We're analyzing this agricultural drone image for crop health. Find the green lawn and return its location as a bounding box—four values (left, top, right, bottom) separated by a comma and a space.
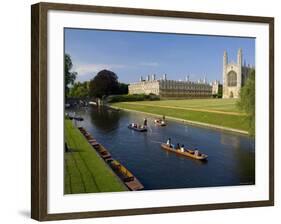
111, 99, 250, 132
64, 119, 127, 194
126, 98, 241, 113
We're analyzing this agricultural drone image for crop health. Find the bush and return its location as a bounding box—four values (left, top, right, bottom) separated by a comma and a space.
212, 94, 218, 98
108, 93, 160, 103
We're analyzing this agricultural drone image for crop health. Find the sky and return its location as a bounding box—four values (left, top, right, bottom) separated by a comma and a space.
64, 28, 255, 84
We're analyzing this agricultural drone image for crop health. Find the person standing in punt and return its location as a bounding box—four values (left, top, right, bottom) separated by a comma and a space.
143, 118, 147, 127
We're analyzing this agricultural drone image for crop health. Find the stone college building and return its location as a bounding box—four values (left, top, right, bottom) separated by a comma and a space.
129, 74, 213, 99
128, 48, 253, 99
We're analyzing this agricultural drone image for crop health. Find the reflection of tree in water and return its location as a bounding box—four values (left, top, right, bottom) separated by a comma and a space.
220, 133, 241, 148
236, 137, 255, 185
89, 106, 121, 133
220, 133, 255, 185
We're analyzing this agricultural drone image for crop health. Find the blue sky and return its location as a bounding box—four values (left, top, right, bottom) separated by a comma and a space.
65, 28, 255, 84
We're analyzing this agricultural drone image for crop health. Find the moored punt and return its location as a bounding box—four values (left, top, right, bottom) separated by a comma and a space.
78, 127, 100, 148
68, 116, 84, 121
128, 124, 147, 132
154, 119, 167, 126
108, 159, 144, 191
95, 144, 112, 159
74, 117, 84, 121
88, 139, 97, 144
90, 142, 101, 150
161, 143, 208, 160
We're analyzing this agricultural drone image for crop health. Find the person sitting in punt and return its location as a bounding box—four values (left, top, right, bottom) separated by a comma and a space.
180, 144, 185, 152
194, 150, 199, 156
176, 143, 180, 150
166, 138, 171, 146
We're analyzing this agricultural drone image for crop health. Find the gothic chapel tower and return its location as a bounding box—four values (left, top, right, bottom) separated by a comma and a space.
222, 48, 243, 98
237, 48, 242, 89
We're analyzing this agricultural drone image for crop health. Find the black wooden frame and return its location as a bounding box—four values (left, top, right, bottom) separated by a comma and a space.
31, 2, 274, 221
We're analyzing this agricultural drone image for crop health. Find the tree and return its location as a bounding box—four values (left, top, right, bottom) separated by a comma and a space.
237, 69, 255, 135
65, 54, 77, 96
117, 83, 129, 95
89, 70, 119, 99
68, 81, 89, 98
217, 85, 223, 98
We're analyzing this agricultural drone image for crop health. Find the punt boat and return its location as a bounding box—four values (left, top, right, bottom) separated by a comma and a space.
95, 144, 112, 159
128, 124, 147, 132
161, 143, 208, 160
69, 116, 84, 121
108, 159, 144, 190
154, 119, 167, 126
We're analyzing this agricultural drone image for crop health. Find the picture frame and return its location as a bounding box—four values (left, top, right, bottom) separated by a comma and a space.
31, 2, 274, 221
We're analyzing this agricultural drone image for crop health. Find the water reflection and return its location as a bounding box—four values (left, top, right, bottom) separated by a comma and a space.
220, 133, 241, 148
89, 107, 121, 133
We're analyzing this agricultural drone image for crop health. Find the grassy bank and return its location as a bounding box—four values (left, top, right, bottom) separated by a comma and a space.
111, 99, 249, 132
64, 119, 127, 194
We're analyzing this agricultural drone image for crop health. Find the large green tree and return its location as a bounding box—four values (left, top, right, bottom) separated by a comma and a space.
89, 69, 119, 99
69, 81, 89, 98
237, 69, 255, 135
65, 54, 77, 96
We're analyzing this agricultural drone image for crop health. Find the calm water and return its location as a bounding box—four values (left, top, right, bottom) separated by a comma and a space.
70, 106, 255, 190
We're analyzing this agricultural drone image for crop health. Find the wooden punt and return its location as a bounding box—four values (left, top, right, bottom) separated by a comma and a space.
91, 142, 101, 150
95, 144, 112, 159
108, 159, 144, 190
78, 128, 107, 155
86, 135, 95, 141
88, 139, 97, 143
80, 130, 87, 135
75, 117, 84, 121
154, 119, 167, 126
161, 143, 208, 160
128, 124, 147, 132
69, 116, 84, 121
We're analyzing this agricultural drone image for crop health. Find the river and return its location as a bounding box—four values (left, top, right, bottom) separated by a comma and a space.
69, 106, 255, 190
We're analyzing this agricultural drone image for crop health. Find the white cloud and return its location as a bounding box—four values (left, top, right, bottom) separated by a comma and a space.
73, 63, 126, 76
139, 62, 159, 67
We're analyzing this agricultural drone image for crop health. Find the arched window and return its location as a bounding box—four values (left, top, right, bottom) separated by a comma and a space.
227, 71, 237, 87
